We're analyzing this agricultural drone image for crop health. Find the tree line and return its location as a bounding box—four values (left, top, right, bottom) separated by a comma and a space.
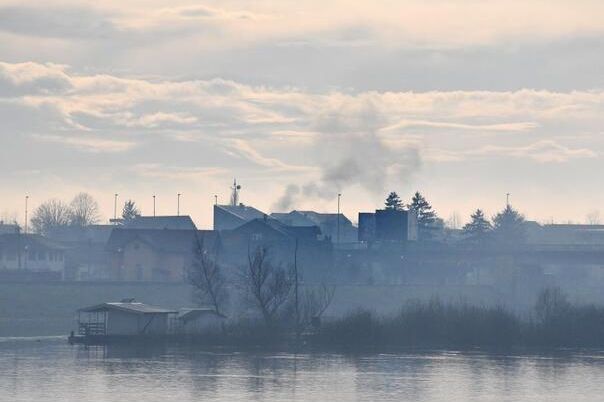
384, 191, 527, 243
29, 195, 141, 235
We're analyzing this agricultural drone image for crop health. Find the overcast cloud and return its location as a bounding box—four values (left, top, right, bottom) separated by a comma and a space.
1, 1, 603, 227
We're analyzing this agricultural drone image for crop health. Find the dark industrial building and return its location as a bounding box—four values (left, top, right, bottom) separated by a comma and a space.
358, 209, 418, 243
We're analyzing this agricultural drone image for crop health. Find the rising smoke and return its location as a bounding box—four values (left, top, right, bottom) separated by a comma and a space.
273, 96, 421, 211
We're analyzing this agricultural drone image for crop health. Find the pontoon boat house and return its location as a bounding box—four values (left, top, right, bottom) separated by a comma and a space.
77, 301, 177, 336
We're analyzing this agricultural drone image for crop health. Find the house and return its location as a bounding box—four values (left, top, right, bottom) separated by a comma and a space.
220, 217, 333, 279
0, 233, 66, 279
526, 223, 604, 246
77, 301, 177, 336
271, 210, 358, 243
105, 229, 220, 281
124, 215, 197, 230
0, 221, 20, 235
46, 225, 114, 280
213, 204, 266, 231
176, 308, 226, 335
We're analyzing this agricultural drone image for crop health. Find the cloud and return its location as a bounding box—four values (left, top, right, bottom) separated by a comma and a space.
0, 62, 72, 96
0, 5, 118, 39
382, 119, 539, 134
469, 141, 597, 163
32, 134, 135, 153
1, 61, 604, 218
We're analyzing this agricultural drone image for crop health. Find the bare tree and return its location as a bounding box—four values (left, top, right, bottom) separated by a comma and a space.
586, 210, 601, 225
240, 246, 294, 326
0, 210, 18, 225
300, 283, 336, 328
30, 199, 71, 235
69, 192, 100, 226
187, 234, 227, 315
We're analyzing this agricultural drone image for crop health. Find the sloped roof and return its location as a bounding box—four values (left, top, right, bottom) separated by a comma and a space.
296, 210, 353, 226
215, 204, 266, 221
105, 229, 220, 254
79, 302, 176, 314
124, 215, 197, 230
0, 233, 66, 251
234, 217, 321, 240
46, 224, 114, 244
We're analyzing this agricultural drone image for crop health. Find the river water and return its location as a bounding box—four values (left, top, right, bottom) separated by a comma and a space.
2, 337, 604, 402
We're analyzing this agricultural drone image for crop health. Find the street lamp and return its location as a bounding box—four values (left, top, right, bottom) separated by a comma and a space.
114, 193, 119, 221
177, 193, 181, 216
24, 195, 29, 234
337, 193, 342, 244
153, 195, 156, 217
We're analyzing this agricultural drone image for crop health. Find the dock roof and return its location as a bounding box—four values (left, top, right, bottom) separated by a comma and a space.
79, 302, 177, 314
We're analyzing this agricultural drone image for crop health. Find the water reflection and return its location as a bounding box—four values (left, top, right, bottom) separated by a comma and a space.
2, 339, 604, 402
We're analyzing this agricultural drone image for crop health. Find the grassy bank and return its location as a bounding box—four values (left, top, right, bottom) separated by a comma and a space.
313, 289, 604, 350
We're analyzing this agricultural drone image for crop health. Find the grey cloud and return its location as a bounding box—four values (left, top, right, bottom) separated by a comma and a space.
0, 5, 118, 39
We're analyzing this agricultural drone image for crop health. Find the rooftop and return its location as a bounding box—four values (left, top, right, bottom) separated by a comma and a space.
105, 229, 220, 254
215, 204, 266, 221
79, 302, 177, 314
124, 215, 197, 230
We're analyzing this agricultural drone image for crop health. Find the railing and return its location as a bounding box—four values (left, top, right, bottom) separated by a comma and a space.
78, 322, 106, 336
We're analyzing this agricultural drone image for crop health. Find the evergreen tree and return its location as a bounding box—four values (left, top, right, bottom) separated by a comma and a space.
408, 191, 440, 240
492, 204, 526, 244
122, 200, 141, 221
462, 209, 492, 241
384, 192, 403, 210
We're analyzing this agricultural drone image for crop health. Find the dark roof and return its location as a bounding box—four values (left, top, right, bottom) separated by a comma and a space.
273, 210, 353, 227
0, 233, 66, 251
544, 224, 604, 230
296, 210, 353, 226
46, 225, 114, 244
79, 302, 176, 314
124, 215, 197, 230
235, 217, 321, 240
215, 204, 266, 221
105, 229, 220, 254
0, 223, 20, 235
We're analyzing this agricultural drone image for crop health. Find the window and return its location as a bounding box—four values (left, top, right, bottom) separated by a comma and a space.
251, 233, 263, 241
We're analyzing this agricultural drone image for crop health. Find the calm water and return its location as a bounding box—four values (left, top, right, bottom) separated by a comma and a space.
2, 338, 604, 402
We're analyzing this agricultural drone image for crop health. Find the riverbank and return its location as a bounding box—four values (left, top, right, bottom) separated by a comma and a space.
0, 281, 504, 336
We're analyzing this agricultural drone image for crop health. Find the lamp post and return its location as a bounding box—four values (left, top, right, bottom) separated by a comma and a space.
24, 195, 29, 234
114, 193, 118, 221
153, 195, 156, 217
177, 193, 181, 216
337, 193, 341, 244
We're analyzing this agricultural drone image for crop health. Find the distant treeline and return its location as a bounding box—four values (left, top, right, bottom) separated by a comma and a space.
197, 287, 604, 350
312, 287, 604, 350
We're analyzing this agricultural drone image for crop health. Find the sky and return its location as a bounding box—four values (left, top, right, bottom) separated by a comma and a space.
1, 0, 604, 229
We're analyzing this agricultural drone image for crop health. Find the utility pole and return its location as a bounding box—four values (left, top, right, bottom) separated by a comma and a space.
337, 193, 341, 244
506, 193, 511, 207
177, 193, 181, 216
153, 195, 156, 217
24, 195, 29, 234
114, 193, 119, 221
294, 238, 299, 341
